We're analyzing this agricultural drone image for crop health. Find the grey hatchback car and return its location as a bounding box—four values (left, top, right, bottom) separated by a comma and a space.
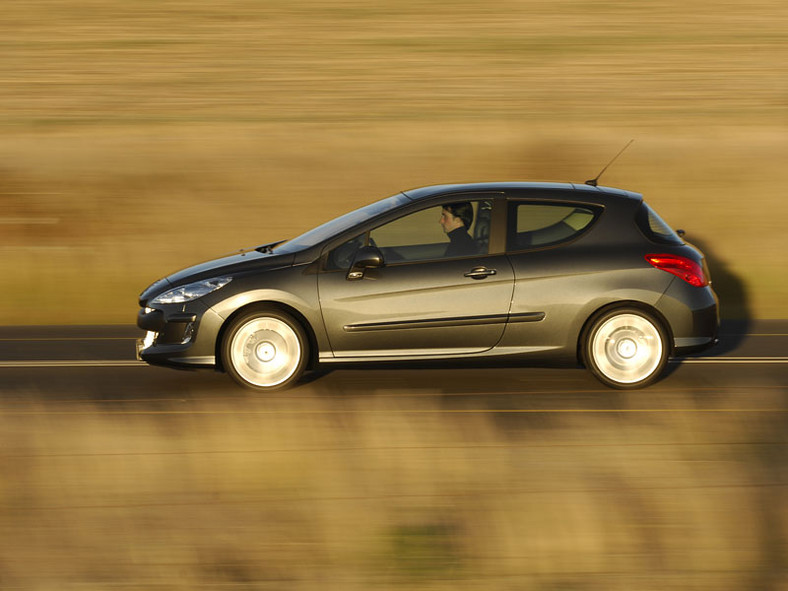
137, 182, 719, 390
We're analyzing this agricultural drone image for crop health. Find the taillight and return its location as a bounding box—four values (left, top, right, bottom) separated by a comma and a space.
645, 254, 708, 287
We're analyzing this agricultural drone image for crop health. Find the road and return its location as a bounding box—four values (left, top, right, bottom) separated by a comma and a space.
0, 320, 785, 406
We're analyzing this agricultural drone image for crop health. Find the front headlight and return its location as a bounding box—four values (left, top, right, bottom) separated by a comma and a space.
150, 277, 232, 305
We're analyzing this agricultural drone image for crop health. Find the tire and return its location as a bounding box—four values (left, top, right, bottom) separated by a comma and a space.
583, 308, 669, 389
221, 308, 309, 392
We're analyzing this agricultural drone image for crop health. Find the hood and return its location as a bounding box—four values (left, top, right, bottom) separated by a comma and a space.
139, 250, 296, 304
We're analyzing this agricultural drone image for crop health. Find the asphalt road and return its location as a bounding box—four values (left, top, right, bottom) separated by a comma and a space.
0, 320, 785, 406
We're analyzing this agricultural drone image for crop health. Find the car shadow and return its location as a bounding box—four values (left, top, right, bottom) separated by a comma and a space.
684, 236, 752, 356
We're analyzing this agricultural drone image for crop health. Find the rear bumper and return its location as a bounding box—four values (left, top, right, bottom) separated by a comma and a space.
656, 279, 720, 356
673, 333, 719, 355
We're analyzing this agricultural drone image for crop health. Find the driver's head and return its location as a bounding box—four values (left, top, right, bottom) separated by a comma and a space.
439, 202, 473, 233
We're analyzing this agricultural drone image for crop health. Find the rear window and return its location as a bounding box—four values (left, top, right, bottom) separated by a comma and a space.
507, 202, 601, 251
635, 202, 683, 245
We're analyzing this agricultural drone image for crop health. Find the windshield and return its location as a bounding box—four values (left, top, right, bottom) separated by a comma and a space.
273, 192, 411, 254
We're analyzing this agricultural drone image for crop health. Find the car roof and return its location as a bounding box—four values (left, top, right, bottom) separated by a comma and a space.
402, 182, 642, 202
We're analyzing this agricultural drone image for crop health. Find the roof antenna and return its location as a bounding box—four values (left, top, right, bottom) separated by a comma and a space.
585, 139, 634, 187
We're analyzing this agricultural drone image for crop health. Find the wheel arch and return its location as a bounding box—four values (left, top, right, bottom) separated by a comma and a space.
575, 300, 675, 367
214, 301, 320, 373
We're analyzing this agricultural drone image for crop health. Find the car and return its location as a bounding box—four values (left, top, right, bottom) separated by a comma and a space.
136, 181, 719, 391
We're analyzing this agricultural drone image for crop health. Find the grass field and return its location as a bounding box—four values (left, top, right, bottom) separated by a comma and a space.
1, 0, 786, 323
2, 390, 785, 590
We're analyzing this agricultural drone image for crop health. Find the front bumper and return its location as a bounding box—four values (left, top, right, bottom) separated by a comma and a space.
136, 302, 224, 369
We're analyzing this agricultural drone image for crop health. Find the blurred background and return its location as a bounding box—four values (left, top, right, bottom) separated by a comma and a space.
2, 386, 785, 591
1, 1, 787, 590
1, 0, 786, 323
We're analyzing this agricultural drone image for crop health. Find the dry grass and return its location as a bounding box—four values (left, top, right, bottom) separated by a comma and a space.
1, 0, 787, 323
0, 388, 785, 590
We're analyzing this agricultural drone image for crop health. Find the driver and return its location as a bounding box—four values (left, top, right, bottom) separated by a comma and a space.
439, 202, 476, 257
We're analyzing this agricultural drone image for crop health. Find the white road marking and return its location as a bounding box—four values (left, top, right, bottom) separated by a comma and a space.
0, 337, 134, 341
0, 360, 145, 368
0, 358, 786, 368
671, 357, 788, 364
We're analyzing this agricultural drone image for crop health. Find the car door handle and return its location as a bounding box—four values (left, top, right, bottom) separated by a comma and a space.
464, 266, 497, 280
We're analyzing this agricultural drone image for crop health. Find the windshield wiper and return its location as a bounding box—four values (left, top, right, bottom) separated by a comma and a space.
254, 239, 287, 254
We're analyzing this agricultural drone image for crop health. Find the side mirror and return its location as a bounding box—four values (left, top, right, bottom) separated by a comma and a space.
347, 246, 384, 280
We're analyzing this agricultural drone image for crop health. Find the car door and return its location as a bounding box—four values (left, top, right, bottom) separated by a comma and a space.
317, 198, 515, 358
499, 198, 608, 350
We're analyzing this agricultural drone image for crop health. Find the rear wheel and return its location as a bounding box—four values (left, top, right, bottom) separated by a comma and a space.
221, 308, 308, 392
583, 308, 669, 389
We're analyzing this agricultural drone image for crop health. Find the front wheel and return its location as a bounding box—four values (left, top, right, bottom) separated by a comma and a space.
221, 308, 309, 392
583, 308, 669, 389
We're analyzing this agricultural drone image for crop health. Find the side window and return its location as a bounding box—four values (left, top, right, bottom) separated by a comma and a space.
369, 200, 491, 264
508, 202, 600, 251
